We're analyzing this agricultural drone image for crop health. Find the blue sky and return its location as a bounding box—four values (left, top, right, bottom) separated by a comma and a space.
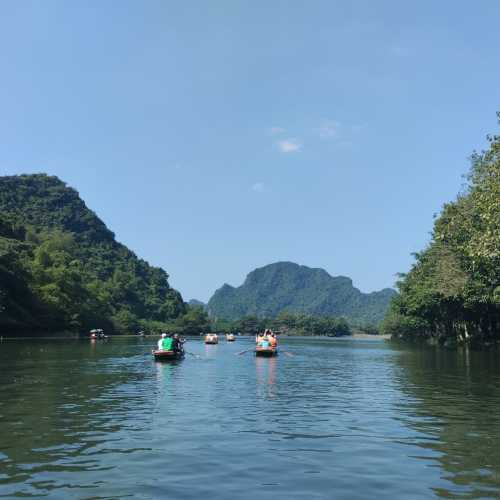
1, 1, 499, 301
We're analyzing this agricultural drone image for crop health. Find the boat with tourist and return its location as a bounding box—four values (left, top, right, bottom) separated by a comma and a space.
254, 328, 278, 356
205, 333, 218, 344
90, 329, 107, 340
226, 333, 235, 342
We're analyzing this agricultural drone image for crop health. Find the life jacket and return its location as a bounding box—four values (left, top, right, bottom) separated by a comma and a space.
256, 335, 265, 344
269, 336, 277, 347
162, 337, 174, 350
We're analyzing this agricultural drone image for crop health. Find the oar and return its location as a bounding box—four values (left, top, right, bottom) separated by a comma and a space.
236, 348, 254, 356
186, 351, 201, 359
281, 350, 295, 357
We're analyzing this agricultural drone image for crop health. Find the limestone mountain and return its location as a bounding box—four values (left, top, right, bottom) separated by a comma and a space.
207, 262, 396, 325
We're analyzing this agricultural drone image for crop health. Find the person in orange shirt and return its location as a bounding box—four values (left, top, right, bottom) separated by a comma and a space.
269, 333, 278, 348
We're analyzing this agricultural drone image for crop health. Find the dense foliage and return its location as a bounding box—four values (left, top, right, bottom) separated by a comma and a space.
207, 262, 395, 325
0, 174, 211, 335
212, 311, 351, 337
382, 117, 500, 345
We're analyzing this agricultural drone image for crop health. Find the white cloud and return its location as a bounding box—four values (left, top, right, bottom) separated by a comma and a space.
268, 126, 285, 135
277, 139, 302, 153
317, 120, 341, 139
251, 182, 265, 193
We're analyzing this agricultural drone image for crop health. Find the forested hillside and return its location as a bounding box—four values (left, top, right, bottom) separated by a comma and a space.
0, 174, 192, 334
382, 117, 500, 344
207, 261, 395, 325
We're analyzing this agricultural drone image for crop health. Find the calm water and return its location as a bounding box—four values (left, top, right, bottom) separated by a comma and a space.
1, 337, 500, 499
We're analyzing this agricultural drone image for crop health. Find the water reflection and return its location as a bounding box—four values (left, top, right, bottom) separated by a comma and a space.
394, 344, 500, 497
0, 340, 155, 497
255, 356, 277, 398
204, 343, 219, 358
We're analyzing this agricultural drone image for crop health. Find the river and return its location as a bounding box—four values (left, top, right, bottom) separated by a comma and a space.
1, 336, 500, 499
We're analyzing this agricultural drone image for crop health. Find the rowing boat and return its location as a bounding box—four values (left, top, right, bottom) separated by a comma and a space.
152, 349, 184, 361
205, 334, 218, 344
226, 334, 235, 342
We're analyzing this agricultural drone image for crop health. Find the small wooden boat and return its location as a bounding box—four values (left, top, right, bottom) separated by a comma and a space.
205, 334, 218, 344
90, 328, 105, 339
255, 346, 278, 357
226, 334, 235, 342
152, 349, 184, 361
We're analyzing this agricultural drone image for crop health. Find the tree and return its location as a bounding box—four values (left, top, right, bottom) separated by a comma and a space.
382, 116, 500, 344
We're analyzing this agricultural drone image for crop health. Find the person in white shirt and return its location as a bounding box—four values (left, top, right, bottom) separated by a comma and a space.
157, 333, 167, 350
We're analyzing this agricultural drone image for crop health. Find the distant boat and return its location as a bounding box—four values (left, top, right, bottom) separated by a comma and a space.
205, 334, 218, 344
255, 346, 278, 357
152, 349, 184, 361
226, 333, 236, 342
90, 329, 106, 339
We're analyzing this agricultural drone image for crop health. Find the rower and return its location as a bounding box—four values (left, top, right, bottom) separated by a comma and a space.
269, 333, 278, 348
172, 333, 185, 354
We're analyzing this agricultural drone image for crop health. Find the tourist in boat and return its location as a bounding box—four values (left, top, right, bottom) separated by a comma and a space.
256, 331, 266, 345
261, 338, 270, 348
269, 333, 278, 348
259, 330, 271, 348
157, 333, 174, 351
172, 333, 185, 354
163, 334, 174, 351
157, 333, 167, 350
257, 329, 273, 345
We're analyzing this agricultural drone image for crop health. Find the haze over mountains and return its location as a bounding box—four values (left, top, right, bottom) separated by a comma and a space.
205, 262, 396, 325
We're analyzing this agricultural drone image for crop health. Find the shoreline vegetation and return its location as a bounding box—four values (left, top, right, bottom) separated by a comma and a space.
0, 332, 389, 340
381, 116, 499, 347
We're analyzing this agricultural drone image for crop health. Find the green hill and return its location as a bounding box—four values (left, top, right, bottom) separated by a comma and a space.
207, 262, 396, 325
0, 174, 186, 334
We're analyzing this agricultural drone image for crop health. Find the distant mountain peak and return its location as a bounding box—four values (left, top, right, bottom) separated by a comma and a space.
208, 261, 395, 325
188, 299, 206, 309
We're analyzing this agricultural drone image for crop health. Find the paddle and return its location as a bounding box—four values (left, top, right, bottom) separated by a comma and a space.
236, 348, 253, 356
281, 350, 295, 357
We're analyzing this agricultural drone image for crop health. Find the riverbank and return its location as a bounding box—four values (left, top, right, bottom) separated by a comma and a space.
350, 333, 390, 340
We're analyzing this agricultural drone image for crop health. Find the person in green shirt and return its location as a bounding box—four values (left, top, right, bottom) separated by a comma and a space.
162, 334, 174, 350
157, 333, 174, 351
